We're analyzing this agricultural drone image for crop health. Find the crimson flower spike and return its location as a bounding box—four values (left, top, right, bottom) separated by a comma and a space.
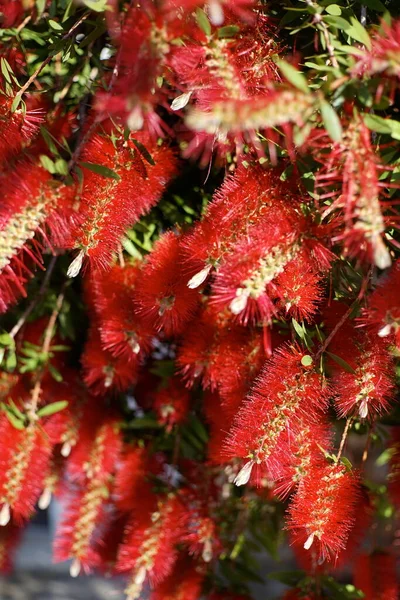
86, 262, 154, 363
135, 231, 200, 337
224, 344, 331, 486
54, 412, 122, 577
352, 19, 400, 82
354, 552, 399, 600
329, 329, 395, 421
314, 115, 394, 269
153, 377, 191, 432
66, 127, 177, 275
0, 161, 74, 313
287, 462, 360, 564
360, 258, 400, 348
169, 12, 280, 163
164, 0, 256, 25
149, 555, 204, 600
117, 494, 189, 600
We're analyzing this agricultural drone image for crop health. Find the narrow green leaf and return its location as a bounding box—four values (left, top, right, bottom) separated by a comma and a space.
277, 59, 310, 94
196, 8, 211, 36
292, 318, 305, 340
2, 405, 25, 430
80, 0, 109, 12
131, 138, 156, 166
346, 17, 372, 50
40, 154, 56, 174
11, 95, 22, 113
37, 401, 68, 418
48, 19, 64, 31
320, 100, 342, 142
326, 352, 356, 374
0, 332, 13, 347
1, 59, 12, 84
363, 113, 400, 140
5, 351, 16, 371
218, 25, 240, 38
80, 161, 121, 180
341, 456, 353, 471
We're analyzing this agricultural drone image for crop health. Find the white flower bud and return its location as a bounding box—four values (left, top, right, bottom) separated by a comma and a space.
67, 250, 84, 278
230, 291, 249, 315
303, 532, 315, 550
233, 460, 254, 486
38, 488, 52, 510
187, 264, 212, 289
171, 91, 193, 111
0, 503, 10, 526
70, 558, 81, 578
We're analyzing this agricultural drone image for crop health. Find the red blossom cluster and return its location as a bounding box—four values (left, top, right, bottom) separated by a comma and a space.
0, 2, 400, 599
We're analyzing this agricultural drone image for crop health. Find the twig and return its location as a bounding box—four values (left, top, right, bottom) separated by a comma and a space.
305, 0, 339, 69
25, 284, 66, 418
9, 256, 57, 340
361, 424, 374, 466
16, 14, 32, 34
15, 12, 89, 99
337, 417, 353, 461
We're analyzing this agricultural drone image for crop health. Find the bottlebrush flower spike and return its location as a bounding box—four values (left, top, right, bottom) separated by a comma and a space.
354, 552, 399, 600
150, 556, 204, 600
153, 377, 190, 432
0, 415, 54, 524
360, 258, 400, 347
0, 522, 23, 573
287, 462, 360, 564
87, 262, 153, 362
135, 231, 200, 337
271, 419, 332, 499
114, 446, 163, 513
184, 89, 314, 163
170, 14, 280, 162
0, 91, 44, 165
0, 161, 74, 313
224, 344, 330, 485
315, 116, 393, 269
185, 514, 222, 563
352, 20, 400, 81
117, 494, 189, 599
329, 330, 394, 420
54, 415, 121, 576
82, 327, 139, 395
67, 127, 177, 272
165, 0, 255, 24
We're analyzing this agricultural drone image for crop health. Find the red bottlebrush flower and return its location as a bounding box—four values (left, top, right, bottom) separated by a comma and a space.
153, 377, 190, 432
0, 417, 53, 524
0, 522, 23, 574
314, 116, 393, 269
388, 428, 400, 507
271, 418, 333, 499
352, 20, 400, 80
67, 128, 177, 273
117, 494, 189, 599
150, 555, 204, 600
0, 161, 74, 313
184, 89, 314, 164
185, 514, 222, 563
354, 552, 399, 600
81, 326, 138, 395
87, 262, 153, 362
114, 446, 159, 513
54, 416, 121, 576
165, 0, 255, 25
135, 231, 200, 336
287, 462, 360, 564
0, 1, 24, 28
0, 92, 44, 165
360, 258, 400, 347
224, 344, 330, 485
330, 330, 394, 420
169, 14, 279, 163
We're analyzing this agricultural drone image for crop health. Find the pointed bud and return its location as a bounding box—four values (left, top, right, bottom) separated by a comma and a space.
303, 532, 315, 550
373, 239, 392, 271
61, 441, 72, 457
187, 264, 212, 289
70, 558, 81, 578
230, 291, 249, 315
134, 566, 147, 586
359, 398, 369, 419
378, 324, 392, 338
127, 108, 144, 132
208, 0, 224, 25
171, 91, 193, 111
234, 460, 254, 486
0, 504, 10, 527
38, 488, 52, 510
67, 250, 84, 278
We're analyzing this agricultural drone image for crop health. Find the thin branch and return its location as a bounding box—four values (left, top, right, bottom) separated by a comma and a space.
337, 417, 353, 461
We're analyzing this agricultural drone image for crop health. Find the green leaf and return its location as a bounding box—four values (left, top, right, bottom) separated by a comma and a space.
1, 58, 12, 84
11, 95, 23, 113
37, 401, 68, 418
0, 332, 13, 347
36, 0, 47, 18
48, 19, 64, 31
48, 363, 63, 382
363, 113, 400, 140
80, 161, 121, 180
323, 15, 351, 30
5, 351, 16, 371
80, 0, 109, 12
218, 25, 240, 38
54, 158, 69, 175
292, 318, 305, 340
277, 59, 310, 94
196, 8, 211, 36
346, 17, 372, 50
325, 4, 342, 16
131, 138, 156, 166
326, 352, 356, 374
2, 404, 25, 430
320, 100, 342, 142
40, 154, 56, 174
341, 456, 353, 471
